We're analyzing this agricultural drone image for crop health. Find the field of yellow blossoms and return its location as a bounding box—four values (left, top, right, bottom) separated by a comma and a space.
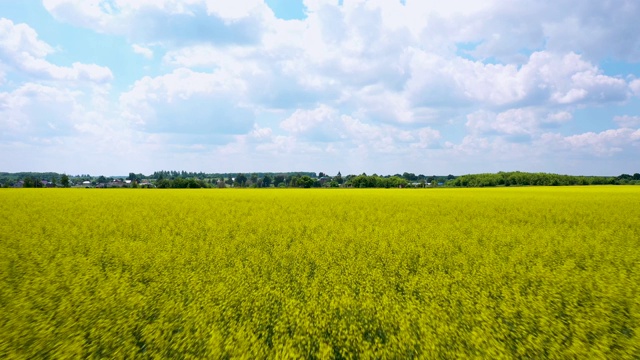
1, 187, 639, 358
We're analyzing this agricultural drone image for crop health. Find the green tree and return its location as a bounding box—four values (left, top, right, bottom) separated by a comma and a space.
335, 172, 343, 185
288, 175, 298, 188
60, 174, 69, 187
156, 179, 171, 188
402, 172, 418, 181
273, 175, 285, 187
23, 177, 35, 188
262, 175, 272, 188
235, 173, 247, 187
298, 176, 314, 188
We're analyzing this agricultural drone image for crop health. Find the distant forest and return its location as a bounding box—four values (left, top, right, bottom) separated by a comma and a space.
1, 170, 639, 188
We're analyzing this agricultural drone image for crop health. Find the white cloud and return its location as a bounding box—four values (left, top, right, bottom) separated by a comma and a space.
0, 83, 77, 137
278, 105, 440, 152
404, 51, 630, 110
141, 6, 634, 139
132, 44, 153, 59
614, 115, 640, 129
38, 1, 635, 113
466, 109, 535, 137
3, 0, 636, 175
467, 106, 640, 161
0, 18, 113, 83
350, 84, 427, 125
450, 1, 640, 63
548, 55, 628, 104
466, 108, 576, 141
42, 0, 118, 32
0, 18, 53, 57
203, 0, 265, 20
540, 1, 640, 62
562, 128, 640, 156
248, 124, 272, 139
546, 111, 573, 124
43, 0, 271, 45
120, 68, 253, 136
630, 79, 640, 97
163, 45, 259, 73
445, 125, 640, 172
0, 82, 123, 147
280, 105, 337, 134
410, 128, 442, 149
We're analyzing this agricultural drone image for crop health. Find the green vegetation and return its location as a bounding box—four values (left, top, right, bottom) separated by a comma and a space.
447, 171, 640, 187
345, 174, 409, 188
3, 170, 639, 189
1, 187, 639, 358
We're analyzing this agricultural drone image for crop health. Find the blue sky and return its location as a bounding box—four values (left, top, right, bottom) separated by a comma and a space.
1, 0, 639, 176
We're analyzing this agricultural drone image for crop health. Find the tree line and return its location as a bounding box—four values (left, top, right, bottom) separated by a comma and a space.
2, 171, 639, 188
149, 172, 455, 189
447, 171, 640, 187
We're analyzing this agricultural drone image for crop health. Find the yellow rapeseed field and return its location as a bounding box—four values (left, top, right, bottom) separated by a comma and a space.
1, 187, 639, 358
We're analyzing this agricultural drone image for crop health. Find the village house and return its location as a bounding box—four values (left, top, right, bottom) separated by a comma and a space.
109, 179, 125, 188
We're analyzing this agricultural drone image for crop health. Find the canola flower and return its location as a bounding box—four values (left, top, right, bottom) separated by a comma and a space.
0, 187, 639, 358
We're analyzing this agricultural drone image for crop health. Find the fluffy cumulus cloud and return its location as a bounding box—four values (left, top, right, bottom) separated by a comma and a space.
405, 51, 630, 110
1, 0, 640, 174
120, 68, 254, 138
279, 105, 440, 150
559, 128, 640, 156
0, 18, 112, 83
0, 17, 116, 148
0, 84, 79, 139
467, 109, 563, 141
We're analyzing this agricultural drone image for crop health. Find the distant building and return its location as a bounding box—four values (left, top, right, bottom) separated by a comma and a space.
109, 179, 125, 188
139, 181, 154, 188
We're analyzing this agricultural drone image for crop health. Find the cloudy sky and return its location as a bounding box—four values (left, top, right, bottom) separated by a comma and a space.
1, 0, 639, 176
